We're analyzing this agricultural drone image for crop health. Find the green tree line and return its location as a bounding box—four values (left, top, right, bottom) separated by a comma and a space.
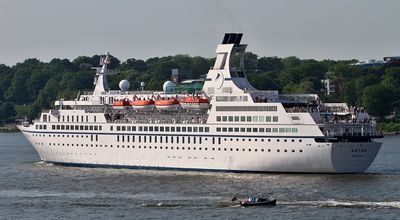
0, 53, 399, 122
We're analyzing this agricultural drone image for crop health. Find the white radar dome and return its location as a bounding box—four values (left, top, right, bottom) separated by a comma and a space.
119, 80, 130, 91
163, 81, 176, 93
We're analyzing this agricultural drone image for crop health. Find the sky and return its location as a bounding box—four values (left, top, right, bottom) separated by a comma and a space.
0, 0, 399, 66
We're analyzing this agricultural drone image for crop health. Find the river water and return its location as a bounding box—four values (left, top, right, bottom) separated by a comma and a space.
0, 133, 399, 219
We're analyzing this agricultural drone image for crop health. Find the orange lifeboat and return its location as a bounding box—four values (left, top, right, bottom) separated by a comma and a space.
180, 96, 210, 110
155, 98, 180, 111
112, 99, 131, 109
130, 99, 155, 111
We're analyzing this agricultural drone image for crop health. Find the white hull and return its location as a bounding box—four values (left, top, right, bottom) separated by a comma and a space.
19, 126, 381, 173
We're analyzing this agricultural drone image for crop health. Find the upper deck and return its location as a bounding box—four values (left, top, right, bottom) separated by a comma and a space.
44, 33, 381, 141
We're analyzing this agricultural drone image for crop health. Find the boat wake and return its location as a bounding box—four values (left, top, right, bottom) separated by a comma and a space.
281, 199, 400, 209
140, 202, 181, 208
34, 161, 55, 167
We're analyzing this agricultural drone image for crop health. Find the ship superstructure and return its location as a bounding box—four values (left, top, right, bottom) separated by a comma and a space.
18, 33, 383, 173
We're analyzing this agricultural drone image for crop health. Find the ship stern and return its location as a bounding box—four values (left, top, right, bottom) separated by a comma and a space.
330, 141, 382, 173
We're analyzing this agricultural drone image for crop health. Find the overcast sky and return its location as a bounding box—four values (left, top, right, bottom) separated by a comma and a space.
1, 0, 399, 66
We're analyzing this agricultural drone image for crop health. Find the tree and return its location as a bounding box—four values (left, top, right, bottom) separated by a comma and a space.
249, 71, 281, 91
0, 65, 14, 101
283, 56, 301, 69
362, 84, 394, 118
382, 67, 400, 92
121, 58, 148, 72
242, 52, 258, 77
192, 56, 211, 78
257, 56, 283, 72
0, 101, 16, 121
4, 70, 30, 104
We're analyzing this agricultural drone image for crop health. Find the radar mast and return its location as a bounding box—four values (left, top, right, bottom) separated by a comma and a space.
92, 52, 117, 95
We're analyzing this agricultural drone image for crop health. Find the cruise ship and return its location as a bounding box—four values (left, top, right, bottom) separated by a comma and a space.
18, 33, 383, 173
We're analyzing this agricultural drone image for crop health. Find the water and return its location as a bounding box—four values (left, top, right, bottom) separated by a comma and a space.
0, 133, 399, 219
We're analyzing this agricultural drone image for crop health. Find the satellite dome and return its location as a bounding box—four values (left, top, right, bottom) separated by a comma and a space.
119, 80, 130, 91
163, 81, 176, 93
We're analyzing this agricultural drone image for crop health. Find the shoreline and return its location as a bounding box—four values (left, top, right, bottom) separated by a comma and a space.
0, 124, 19, 133
382, 132, 400, 136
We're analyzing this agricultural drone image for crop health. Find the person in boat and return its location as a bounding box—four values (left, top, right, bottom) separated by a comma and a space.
232, 197, 258, 203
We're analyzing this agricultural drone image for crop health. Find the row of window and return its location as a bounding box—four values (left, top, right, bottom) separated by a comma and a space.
113, 125, 210, 133
38, 124, 210, 133
216, 115, 279, 122
50, 124, 103, 131
216, 106, 278, 112
117, 135, 203, 145
217, 127, 298, 133
43, 114, 97, 123
37, 142, 304, 153
36, 125, 47, 130
216, 95, 248, 102
32, 133, 303, 144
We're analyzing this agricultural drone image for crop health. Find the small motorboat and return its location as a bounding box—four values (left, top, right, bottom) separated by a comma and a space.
237, 197, 276, 207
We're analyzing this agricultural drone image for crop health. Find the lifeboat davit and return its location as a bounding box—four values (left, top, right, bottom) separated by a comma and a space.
180, 96, 210, 110
130, 99, 155, 111
155, 98, 180, 111
112, 99, 131, 109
